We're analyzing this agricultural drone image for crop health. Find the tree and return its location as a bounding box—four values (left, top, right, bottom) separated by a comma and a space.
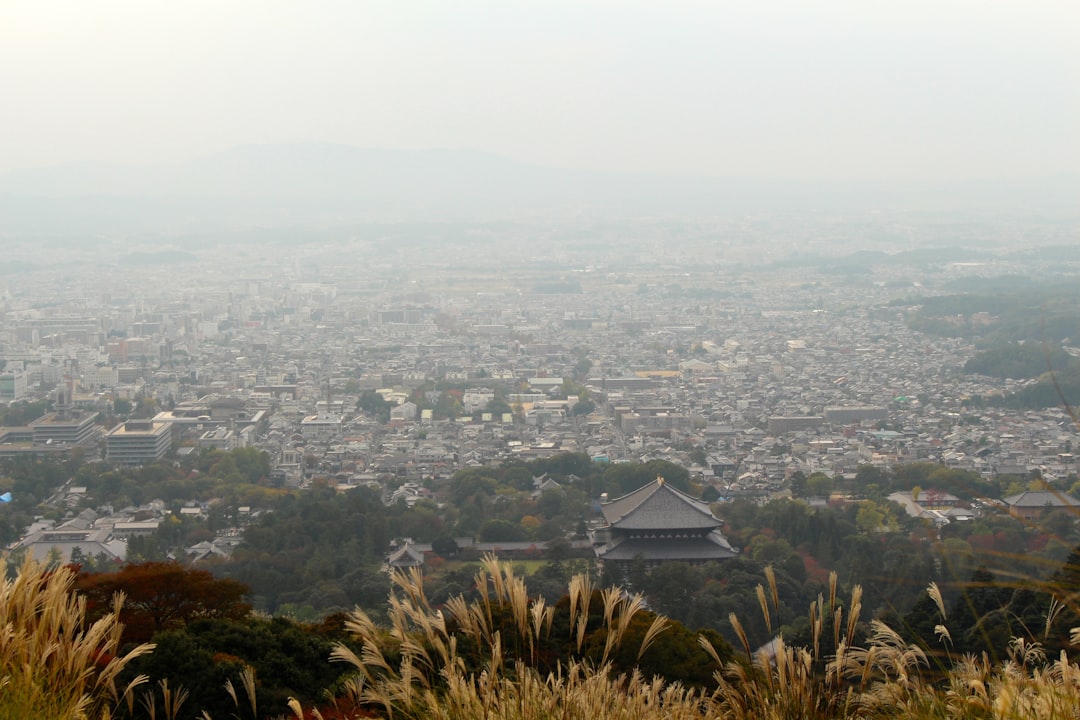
950, 566, 1013, 656
357, 390, 392, 423
855, 501, 888, 533
132, 396, 158, 419
434, 390, 463, 419
0, 399, 49, 426
125, 616, 352, 720
571, 399, 596, 416
641, 562, 705, 620
855, 465, 887, 489
75, 562, 252, 644
537, 488, 565, 519
789, 471, 807, 499
432, 535, 460, 559
231, 446, 271, 484
806, 472, 833, 499
573, 357, 592, 381
602, 460, 692, 495
688, 448, 708, 467
485, 398, 514, 416
479, 519, 528, 542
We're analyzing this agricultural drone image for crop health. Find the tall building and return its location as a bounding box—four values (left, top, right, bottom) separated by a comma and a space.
0, 368, 28, 402
30, 411, 100, 448
105, 420, 172, 465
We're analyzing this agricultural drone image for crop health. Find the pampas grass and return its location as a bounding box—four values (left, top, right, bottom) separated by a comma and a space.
0, 556, 153, 720
308, 559, 1080, 720
325, 554, 691, 720
5, 551, 1080, 720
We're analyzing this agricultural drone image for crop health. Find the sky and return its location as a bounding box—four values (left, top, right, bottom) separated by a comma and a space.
1, 0, 1078, 181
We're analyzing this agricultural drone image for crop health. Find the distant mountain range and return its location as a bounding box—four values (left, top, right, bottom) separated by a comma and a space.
1, 143, 1077, 234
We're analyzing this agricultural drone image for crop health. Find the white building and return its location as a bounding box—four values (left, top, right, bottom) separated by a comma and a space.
106, 420, 172, 465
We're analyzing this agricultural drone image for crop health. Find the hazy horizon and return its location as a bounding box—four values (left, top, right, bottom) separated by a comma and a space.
6, 141, 1080, 185
3, 1, 1078, 182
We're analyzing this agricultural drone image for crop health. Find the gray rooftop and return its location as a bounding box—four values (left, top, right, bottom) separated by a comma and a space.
601, 477, 721, 531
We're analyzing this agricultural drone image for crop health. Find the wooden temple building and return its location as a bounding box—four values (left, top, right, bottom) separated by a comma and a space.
591, 476, 737, 573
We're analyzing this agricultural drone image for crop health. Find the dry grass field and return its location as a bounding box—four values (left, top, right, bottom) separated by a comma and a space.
3, 555, 1080, 719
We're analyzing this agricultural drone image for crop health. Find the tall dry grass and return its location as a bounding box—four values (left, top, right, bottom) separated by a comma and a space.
319, 555, 686, 720
4, 551, 1079, 720
282, 558, 1080, 720
0, 556, 153, 720
710, 570, 1080, 720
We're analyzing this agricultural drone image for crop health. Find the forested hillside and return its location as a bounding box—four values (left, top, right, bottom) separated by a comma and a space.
4, 449, 1080, 717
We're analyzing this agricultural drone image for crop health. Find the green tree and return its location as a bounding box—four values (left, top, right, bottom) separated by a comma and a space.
124, 616, 354, 720
855, 501, 888, 533
485, 398, 514, 416
132, 396, 158, 419
573, 357, 593, 381
432, 535, 459, 558
571, 399, 596, 416
806, 472, 833, 498
950, 566, 1013, 656
688, 448, 708, 467
789, 471, 807, 499
0, 399, 49, 426
479, 519, 528, 542
641, 562, 705, 619
357, 390, 392, 422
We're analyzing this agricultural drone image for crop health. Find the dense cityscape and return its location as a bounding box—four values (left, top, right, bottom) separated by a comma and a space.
3, 2, 1080, 716
3, 220, 1079, 566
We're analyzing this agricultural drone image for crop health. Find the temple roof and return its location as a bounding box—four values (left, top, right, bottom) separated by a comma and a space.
1002, 490, 1080, 508
594, 529, 737, 562
387, 542, 425, 568
600, 477, 721, 531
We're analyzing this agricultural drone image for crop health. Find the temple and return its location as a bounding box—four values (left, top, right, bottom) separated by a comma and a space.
591, 476, 737, 574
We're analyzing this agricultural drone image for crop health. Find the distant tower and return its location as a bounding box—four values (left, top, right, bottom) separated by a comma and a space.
56, 377, 74, 418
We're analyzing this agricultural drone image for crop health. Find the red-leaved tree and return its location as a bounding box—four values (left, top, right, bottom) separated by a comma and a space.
75, 561, 251, 644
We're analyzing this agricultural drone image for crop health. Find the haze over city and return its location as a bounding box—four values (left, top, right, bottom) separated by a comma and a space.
3, 1, 1078, 183
4, 4, 1080, 720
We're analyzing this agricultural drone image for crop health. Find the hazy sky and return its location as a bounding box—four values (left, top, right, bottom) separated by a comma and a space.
2, 0, 1077, 180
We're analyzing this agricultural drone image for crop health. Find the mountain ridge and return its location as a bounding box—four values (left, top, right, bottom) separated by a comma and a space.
1, 143, 1077, 234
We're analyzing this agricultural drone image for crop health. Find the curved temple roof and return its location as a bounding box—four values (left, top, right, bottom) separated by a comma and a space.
600, 476, 721, 531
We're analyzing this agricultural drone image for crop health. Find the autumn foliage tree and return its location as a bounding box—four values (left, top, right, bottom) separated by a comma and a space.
75, 561, 252, 644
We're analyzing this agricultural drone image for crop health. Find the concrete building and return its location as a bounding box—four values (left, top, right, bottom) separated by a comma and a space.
390, 401, 418, 422
823, 406, 888, 424
0, 368, 28, 401
106, 420, 172, 465
81, 366, 119, 389
300, 412, 343, 441
767, 416, 825, 435
30, 411, 100, 448
197, 426, 238, 451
